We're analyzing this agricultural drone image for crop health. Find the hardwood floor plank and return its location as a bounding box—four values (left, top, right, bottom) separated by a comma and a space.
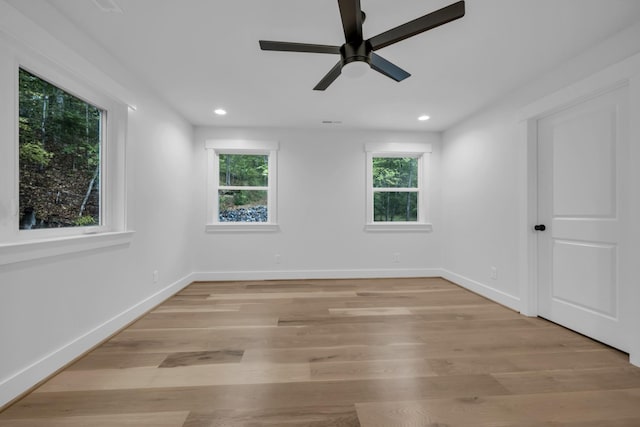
206, 291, 359, 300
427, 349, 628, 376
492, 366, 640, 394
277, 304, 522, 326
152, 304, 242, 313
67, 352, 167, 371
355, 389, 640, 426
184, 406, 360, 427
292, 317, 547, 337
129, 312, 279, 329
310, 359, 438, 381
328, 307, 413, 316
35, 363, 311, 392
159, 350, 244, 367
0, 411, 189, 427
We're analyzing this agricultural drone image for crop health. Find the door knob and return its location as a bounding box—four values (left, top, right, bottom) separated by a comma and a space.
534, 224, 546, 231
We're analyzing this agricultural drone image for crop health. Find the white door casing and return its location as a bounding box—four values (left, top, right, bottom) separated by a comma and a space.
536, 85, 629, 351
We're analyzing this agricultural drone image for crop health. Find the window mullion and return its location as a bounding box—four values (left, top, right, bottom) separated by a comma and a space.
219, 186, 269, 191
373, 187, 419, 193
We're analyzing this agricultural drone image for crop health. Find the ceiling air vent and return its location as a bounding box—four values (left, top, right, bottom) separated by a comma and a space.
92, 0, 123, 13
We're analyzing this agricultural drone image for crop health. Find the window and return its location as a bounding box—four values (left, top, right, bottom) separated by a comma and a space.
18, 68, 103, 230
365, 143, 432, 232
372, 157, 419, 222
0, 47, 130, 265
205, 140, 279, 232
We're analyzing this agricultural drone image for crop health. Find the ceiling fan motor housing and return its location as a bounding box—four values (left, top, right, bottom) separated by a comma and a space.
341, 42, 372, 66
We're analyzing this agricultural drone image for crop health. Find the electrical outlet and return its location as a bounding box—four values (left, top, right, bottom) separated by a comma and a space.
393, 252, 400, 263
153, 270, 159, 283
490, 266, 497, 280
275, 254, 281, 264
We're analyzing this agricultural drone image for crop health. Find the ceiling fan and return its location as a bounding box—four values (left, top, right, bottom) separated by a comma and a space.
259, 0, 465, 90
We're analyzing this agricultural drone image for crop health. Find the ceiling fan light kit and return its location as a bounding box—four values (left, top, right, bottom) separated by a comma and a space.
259, 0, 465, 90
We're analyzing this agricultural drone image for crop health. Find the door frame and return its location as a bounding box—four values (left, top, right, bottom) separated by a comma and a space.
517, 52, 640, 366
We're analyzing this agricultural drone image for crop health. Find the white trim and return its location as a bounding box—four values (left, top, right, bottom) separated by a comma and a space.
517, 119, 540, 317
205, 139, 279, 151
364, 142, 432, 153
0, 271, 194, 408
218, 186, 269, 192
364, 222, 433, 232
517, 53, 640, 121
0, 231, 134, 266
440, 269, 522, 312
191, 268, 444, 282
205, 223, 280, 233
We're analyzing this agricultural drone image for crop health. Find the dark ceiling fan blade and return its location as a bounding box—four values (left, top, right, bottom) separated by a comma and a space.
313, 61, 343, 91
338, 0, 364, 43
368, 0, 465, 51
259, 40, 341, 54
370, 53, 411, 82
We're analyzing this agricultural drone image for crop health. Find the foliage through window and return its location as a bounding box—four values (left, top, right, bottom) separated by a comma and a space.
18, 68, 102, 230
218, 154, 269, 222
372, 157, 418, 222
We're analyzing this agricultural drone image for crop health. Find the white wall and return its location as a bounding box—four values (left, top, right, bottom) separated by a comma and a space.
192, 127, 442, 280
2, 0, 640, 410
441, 22, 640, 327
441, 105, 522, 308
0, 2, 196, 407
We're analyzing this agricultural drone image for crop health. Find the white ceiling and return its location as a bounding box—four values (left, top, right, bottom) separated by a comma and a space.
10, 0, 640, 131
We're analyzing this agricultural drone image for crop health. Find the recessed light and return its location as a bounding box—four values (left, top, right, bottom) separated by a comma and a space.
418, 115, 430, 121
214, 108, 227, 116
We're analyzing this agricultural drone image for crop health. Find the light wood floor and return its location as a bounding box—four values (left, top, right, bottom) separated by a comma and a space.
2, 277, 640, 426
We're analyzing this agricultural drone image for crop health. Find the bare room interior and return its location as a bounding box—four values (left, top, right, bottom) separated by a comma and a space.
1, 0, 640, 425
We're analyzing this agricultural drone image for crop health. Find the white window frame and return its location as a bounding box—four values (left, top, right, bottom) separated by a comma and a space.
205, 139, 279, 232
365, 142, 433, 232
0, 37, 131, 266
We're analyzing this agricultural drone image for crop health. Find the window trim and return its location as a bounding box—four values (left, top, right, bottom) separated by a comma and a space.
205, 139, 279, 233
364, 142, 433, 232
0, 36, 131, 262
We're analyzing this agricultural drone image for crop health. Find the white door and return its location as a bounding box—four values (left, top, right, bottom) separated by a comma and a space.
537, 85, 629, 351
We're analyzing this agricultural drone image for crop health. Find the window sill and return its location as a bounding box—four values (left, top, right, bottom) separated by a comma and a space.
205, 223, 280, 233
0, 231, 135, 266
364, 223, 433, 232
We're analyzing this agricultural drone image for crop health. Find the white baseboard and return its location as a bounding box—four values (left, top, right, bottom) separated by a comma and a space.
190, 268, 444, 282
440, 269, 521, 312
0, 272, 194, 409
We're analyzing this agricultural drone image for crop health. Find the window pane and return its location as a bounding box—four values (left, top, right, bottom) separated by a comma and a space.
373, 157, 418, 188
18, 69, 102, 230
219, 190, 268, 222
373, 192, 418, 222
219, 154, 268, 187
